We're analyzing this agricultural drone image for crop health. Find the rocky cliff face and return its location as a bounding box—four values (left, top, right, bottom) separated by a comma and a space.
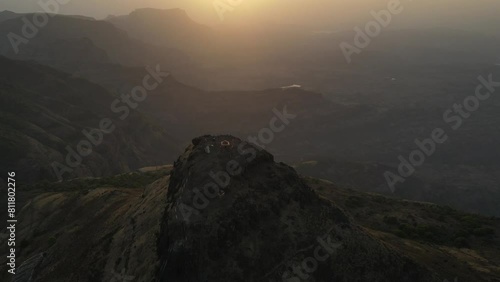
157, 135, 438, 281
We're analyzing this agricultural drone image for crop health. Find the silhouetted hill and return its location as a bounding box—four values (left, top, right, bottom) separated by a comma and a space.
0, 14, 190, 69
0, 10, 21, 23
107, 8, 213, 55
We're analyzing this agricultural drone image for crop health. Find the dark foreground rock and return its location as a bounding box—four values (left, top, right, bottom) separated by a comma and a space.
157, 135, 439, 281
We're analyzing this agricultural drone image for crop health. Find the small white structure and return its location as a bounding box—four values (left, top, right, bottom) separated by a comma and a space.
281, 84, 302, 90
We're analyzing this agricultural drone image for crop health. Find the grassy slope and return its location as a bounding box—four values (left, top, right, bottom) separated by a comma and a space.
305, 177, 500, 281
0, 169, 172, 282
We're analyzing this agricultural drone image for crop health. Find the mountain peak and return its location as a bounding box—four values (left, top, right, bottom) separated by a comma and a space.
156, 135, 437, 281
165, 135, 287, 205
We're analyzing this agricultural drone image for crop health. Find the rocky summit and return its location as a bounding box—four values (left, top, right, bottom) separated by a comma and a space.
157, 135, 438, 281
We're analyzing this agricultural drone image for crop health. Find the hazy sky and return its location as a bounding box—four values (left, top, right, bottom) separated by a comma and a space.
1, 0, 499, 29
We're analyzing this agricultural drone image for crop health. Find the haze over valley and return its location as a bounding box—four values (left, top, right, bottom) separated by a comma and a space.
0, 1, 500, 281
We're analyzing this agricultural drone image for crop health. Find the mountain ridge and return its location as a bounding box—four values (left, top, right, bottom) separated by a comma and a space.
0, 55, 180, 182
106, 8, 213, 54
2, 136, 499, 281
0, 13, 189, 69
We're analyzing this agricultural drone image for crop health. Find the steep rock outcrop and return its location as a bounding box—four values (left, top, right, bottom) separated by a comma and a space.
157, 135, 439, 281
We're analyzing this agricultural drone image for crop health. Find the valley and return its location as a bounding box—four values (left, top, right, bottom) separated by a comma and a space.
0, 3, 499, 281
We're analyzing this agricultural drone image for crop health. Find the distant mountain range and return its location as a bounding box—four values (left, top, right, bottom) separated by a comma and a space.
106, 8, 213, 54
0, 12, 190, 70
